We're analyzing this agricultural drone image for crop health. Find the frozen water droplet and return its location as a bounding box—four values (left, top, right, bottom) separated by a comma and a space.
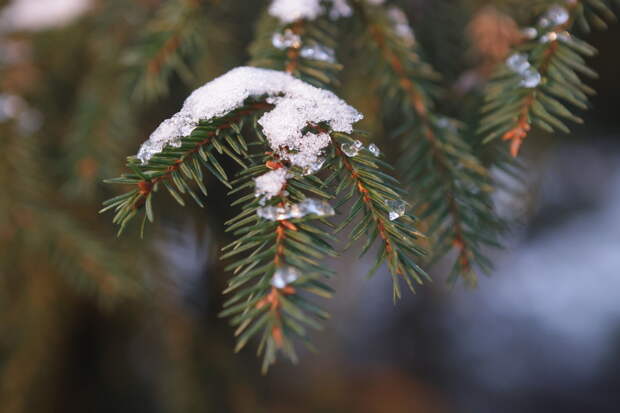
257, 198, 335, 221
557, 31, 572, 43
299, 198, 335, 217
385, 199, 406, 221
271, 266, 301, 288
520, 68, 542, 88
544, 5, 570, 27
303, 156, 326, 175
540, 31, 558, 43
506, 53, 530, 74
341, 140, 363, 157
272, 29, 302, 50
436, 117, 458, 132
300, 43, 336, 63
368, 143, 380, 157
521, 27, 538, 39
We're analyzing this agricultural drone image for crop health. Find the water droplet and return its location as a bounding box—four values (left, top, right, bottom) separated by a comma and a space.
300, 43, 336, 63
368, 143, 380, 157
271, 266, 301, 288
385, 199, 407, 221
557, 31, 572, 43
257, 198, 335, 221
543, 5, 570, 27
341, 140, 363, 157
272, 29, 301, 50
520, 68, 542, 88
302, 157, 326, 175
540, 31, 558, 43
299, 198, 335, 217
506, 53, 530, 74
521, 27, 538, 39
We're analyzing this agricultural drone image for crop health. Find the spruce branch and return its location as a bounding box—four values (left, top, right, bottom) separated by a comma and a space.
479, 1, 617, 156
329, 132, 428, 298
101, 102, 272, 236
124, 0, 208, 101
248, 11, 343, 89
249, 6, 429, 293
356, 2, 503, 285
221, 142, 336, 372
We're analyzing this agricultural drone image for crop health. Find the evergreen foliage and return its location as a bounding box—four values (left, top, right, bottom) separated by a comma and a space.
101, 0, 618, 369
1, 0, 616, 380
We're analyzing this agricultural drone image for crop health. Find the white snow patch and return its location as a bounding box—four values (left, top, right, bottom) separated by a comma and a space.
254, 168, 289, 201
137, 66, 362, 166
268, 0, 352, 24
0, 0, 92, 32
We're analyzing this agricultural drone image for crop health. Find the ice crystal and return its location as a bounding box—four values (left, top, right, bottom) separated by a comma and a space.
539, 5, 570, 28
341, 140, 363, 157
520, 68, 542, 88
257, 198, 335, 221
268, 0, 352, 24
254, 168, 289, 201
385, 199, 406, 221
521, 27, 538, 40
137, 66, 362, 163
506, 53, 530, 73
540, 32, 558, 43
272, 29, 302, 49
368, 143, 380, 157
505, 53, 541, 89
271, 266, 301, 288
300, 43, 336, 63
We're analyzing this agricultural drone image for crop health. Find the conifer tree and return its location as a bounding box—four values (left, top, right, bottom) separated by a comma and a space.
1, 0, 617, 382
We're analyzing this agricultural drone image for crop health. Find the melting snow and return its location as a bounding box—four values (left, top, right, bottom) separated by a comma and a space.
137, 66, 362, 166
268, 0, 352, 24
254, 168, 289, 201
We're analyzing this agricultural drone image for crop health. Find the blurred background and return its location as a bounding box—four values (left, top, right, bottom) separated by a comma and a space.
0, 0, 619, 412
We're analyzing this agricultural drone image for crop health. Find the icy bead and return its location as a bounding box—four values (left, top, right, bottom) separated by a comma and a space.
540, 31, 558, 43
302, 156, 326, 175
520, 68, 542, 88
557, 31, 572, 43
385, 199, 406, 221
299, 198, 335, 217
272, 29, 301, 49
300, 44, 336, 63
506, 53, 530, 74
341, 140, 363, 157
436, 117, 458, 132
257, 198, 335, 221
542, 5, 570, 27
368, 143, 380, 157
521, 27, 538, 39
271, 266, 301, 288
